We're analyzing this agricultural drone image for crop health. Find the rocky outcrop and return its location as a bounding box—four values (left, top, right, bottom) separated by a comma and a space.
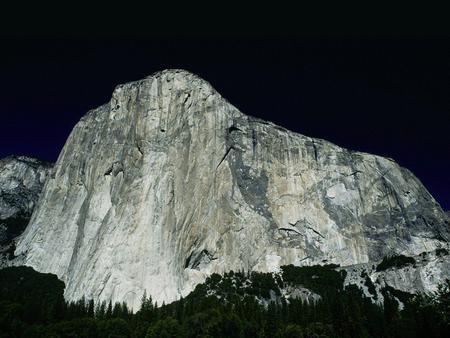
342, 249, 450, 305
281, 285, 321, 305
15, 70, 449, 310
0, 156, 52, 266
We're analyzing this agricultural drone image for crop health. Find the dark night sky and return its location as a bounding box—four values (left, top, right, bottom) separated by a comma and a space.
0, 36, 448, 210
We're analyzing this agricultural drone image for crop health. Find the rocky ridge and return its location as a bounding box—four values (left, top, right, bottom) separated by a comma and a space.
0, 156, 52, 266
14, 69, 449, 310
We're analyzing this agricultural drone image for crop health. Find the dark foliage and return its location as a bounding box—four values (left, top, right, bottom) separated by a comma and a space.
0, 266, 65, 327
376, 255, 416, 272
436, 248, 449, 257
0, 214, 31, 258
0, 265, 448, 337
1, 214, 30, 240
281, 264, 346, 294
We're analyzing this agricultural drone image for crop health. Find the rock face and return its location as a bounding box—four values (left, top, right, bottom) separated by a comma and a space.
342, 249, 450, 304
15, 70, 449, 310
0, 156, 52, 266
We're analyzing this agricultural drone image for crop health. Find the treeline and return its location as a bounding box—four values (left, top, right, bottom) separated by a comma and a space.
1, 265, 449, 337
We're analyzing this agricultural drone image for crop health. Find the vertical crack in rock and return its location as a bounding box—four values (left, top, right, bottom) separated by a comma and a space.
252, 129, 257, 154
216, 146, 235, 170
136, 143, 144, 155
312, 139, 319, 163
183, 92, 190, 105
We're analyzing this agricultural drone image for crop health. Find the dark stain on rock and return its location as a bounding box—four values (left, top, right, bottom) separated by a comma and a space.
185, 249, 216, 270
225, 122, 275, 225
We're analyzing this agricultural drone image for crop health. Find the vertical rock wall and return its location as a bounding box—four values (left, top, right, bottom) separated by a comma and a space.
15, 70, 449, 309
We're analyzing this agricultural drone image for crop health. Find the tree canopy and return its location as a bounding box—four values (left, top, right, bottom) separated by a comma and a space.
0, 265, 448, 337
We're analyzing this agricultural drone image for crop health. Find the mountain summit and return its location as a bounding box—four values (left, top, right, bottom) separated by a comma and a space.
14, 69, 449, 310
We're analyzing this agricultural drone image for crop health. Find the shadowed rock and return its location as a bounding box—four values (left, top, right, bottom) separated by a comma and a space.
0, 156, 52, 266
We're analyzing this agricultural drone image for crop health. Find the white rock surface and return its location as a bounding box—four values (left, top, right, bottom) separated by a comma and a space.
15, 70, 449, 310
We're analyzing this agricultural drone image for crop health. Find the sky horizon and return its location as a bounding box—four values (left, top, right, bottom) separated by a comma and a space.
1, 37, 448, 210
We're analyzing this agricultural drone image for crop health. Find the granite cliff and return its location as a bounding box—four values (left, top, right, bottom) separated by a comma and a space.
0, 156, 52, 266
14, 70, 449, 310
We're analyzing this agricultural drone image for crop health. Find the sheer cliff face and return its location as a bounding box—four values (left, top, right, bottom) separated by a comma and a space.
15, 70, 449, 310
0, 156, 52, 266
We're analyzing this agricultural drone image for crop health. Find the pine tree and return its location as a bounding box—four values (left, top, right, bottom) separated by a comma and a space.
106, 300, 113, 319
95, 300, 106, 319
87, 299, 95, 318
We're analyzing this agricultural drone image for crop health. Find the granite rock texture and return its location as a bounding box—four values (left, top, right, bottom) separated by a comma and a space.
342, 249, 450, 305
0, 156, 52, 266
15, 70, 449, 310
